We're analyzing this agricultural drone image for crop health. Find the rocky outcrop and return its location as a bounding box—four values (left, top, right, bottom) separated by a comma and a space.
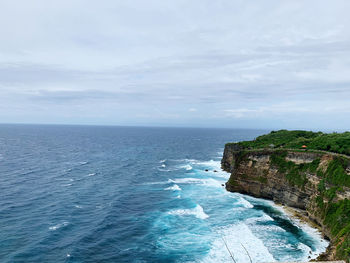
223, 149, 322, 209
222, 144, 350, 261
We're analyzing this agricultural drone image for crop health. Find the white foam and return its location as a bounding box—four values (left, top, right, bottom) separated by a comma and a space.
193, 159, 220, 168
161, 164, 166, 168
157, 167, 174, 172
49, 221, 69, 231
202, 223, 275, 263
168, 178, 221, 187
168, 204, 209, 219
164, 184, 182, 191
79, 161, 88, 165
142, 181, 168, 185
188, 159, 230, 178
160, 159, 167, 163
87, 173, 96, 176
184, 164, 193, 171
245, 214, 275, 225
74, 205, 82, 209
244, 196, 328, 261
287, 216, 329, 260
236, 197, 254, 209
173, 158, 198, 163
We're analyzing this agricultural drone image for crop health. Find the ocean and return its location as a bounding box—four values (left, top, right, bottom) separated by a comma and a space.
0, 125, 328, 262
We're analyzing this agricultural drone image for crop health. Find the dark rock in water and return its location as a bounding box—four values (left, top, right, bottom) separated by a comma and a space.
205, 169, 209, 172
213, 170, 218, 172
221, 184, 224, 186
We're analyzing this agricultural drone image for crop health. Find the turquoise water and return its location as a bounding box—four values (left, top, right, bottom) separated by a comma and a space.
0, 125, 327, 262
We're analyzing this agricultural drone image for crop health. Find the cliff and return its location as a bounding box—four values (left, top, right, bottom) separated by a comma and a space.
222, 141, 350, 262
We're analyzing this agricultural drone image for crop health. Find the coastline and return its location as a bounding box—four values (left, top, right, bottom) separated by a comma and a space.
277, 204, 337, 261
239, 193, 330, 261
279, 205, 320, 231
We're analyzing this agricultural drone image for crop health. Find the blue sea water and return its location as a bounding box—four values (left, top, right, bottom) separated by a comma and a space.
0, 125, 328, 263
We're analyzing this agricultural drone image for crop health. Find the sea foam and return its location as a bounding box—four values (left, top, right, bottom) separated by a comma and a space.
168, 204, 209, 219
168, 177, 221, 187
49, 221, 69, 231
203, 223, 275, 263
164, 184, 182, 191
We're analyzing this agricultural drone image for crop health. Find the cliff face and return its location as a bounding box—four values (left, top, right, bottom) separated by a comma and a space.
224, 150, 319, 209
222, 144, 350, 261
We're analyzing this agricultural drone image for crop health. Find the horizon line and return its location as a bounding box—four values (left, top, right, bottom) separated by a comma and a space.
0, 122, 347, 133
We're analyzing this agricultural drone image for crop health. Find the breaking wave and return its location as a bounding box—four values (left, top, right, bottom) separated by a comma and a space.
168, 205, 209, 220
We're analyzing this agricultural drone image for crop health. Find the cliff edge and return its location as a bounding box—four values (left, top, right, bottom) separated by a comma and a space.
222, 131, 350, 262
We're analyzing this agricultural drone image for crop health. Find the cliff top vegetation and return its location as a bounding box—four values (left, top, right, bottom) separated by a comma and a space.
228, 130, 350, 156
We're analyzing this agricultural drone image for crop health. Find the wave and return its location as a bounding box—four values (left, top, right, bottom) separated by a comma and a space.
157, 167, 177, 172
179, 164, 193, 171
87, 173, 96, 176
172, 158, 198, 163
156, 159, 230, 179
235, 197, 254, 209
202, 223, 275, 263
164, 184, 182, 191
168, 178, 221, 187
142, 181, 166, 185
180, 159, 230, 178
253, 213, 274, 222
49, 221, 69, 231
250, 196, 328, 260
168, 204, 209, 219
288, 217, 329, 260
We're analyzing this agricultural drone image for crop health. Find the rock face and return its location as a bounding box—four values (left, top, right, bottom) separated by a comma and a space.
223, 148, 321, 209
222, 145, 350, 261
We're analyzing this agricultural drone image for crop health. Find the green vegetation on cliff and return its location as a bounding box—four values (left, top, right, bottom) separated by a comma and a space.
317, 193, 350, 260
269, 150, 320, 188
229, 130, 350, 155
269, 150, 350, 260
320, 157, 350, 187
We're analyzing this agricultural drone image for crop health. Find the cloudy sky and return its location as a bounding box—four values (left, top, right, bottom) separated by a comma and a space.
1, 0, 349, 130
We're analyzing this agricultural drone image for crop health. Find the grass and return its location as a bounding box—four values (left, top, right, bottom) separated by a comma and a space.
226, 130, 350, 156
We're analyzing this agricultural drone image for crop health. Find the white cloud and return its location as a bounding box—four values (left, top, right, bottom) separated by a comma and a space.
0, 0, 349, 129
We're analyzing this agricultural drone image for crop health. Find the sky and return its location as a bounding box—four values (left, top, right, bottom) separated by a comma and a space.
0, 0, 350, 130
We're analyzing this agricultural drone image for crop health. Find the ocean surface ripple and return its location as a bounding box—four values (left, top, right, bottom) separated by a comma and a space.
0, 125, 328, 262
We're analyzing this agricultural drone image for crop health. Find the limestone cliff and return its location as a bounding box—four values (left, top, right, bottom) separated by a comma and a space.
222, 144, 350, 262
